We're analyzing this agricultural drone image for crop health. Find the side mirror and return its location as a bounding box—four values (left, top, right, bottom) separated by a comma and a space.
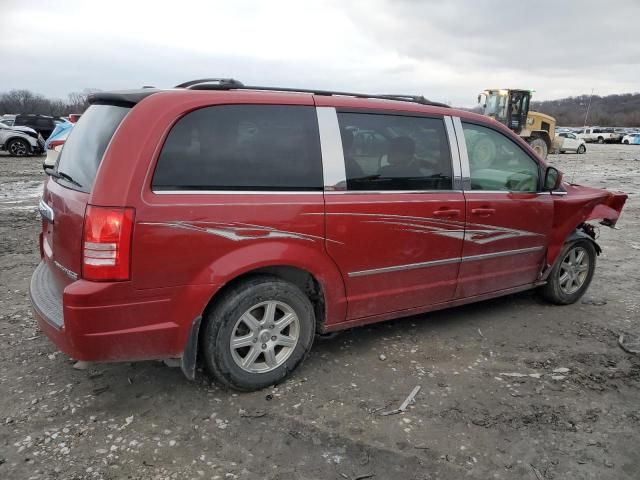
544, 166, 562, 191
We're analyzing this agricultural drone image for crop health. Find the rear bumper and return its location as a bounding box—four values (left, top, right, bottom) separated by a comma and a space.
29, 260, 216, 362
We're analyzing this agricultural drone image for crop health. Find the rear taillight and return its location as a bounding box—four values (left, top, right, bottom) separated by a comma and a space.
82, 206, 135, 281
48, 139, 65, 150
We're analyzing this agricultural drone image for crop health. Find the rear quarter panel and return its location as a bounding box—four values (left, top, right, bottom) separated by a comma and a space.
90, 91, 348, 328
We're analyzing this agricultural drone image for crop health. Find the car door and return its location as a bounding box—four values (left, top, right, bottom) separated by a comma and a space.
564, 133, 578, 151
318, 107, 465, 319
453, 118, 553, 298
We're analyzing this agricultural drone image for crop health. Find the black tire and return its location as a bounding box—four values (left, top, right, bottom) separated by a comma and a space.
623, 140, 629, 145
7, 138, 30, 157
577, 144, 586, 154
201, 275, 315, 391
539, 239, 597, 305
597, 137, 604, 144
528, 137, 548, 159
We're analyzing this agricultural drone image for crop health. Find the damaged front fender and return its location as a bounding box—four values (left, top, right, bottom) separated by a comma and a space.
546, 184, 627, 268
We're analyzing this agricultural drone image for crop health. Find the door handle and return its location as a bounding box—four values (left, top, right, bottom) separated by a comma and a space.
433, 209, 461, 218
471, 207, 496, 217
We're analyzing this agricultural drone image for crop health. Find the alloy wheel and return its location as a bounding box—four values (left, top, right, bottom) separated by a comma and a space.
9, 140, 28, 156
229, 300, 300, 373
558, 246, 590, 295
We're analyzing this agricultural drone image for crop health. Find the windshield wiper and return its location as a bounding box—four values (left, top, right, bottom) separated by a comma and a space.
47, 169, 83, 188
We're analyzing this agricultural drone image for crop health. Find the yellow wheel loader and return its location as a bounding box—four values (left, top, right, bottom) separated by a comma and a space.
478, 89, 559, 158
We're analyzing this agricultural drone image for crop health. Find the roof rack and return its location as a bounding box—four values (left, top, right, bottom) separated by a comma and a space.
174, 78, 449, 108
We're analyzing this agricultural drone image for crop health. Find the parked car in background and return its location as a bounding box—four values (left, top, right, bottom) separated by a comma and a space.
622, 133, 640, 145
30, 79, 627, 391
0, 118, 39, 136
1, 114, 17, 126
576, 127, 622, 144
557, 132, 587, 154
0, 120, 45, 156
43, 129, 70, 168
14, 114, 62, 140
45, 114, 80, 149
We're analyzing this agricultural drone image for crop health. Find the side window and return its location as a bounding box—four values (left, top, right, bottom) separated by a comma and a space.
36, 118, 52, 127
337, 112, 452, 191
153, 105, 322, 191
461, 122, 540, 192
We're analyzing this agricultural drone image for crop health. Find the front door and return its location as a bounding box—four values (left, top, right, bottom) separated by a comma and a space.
454, 119, 553, 298
318, 108, 465, 319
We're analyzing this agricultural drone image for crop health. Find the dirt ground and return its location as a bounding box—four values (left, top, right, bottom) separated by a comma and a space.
1, 144, 639, 480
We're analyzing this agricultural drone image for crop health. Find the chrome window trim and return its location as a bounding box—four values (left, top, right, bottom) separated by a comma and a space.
451, 116, 471, 190
444, 116, 463, 190
324, 189, 463, 195
152, 190, 323, 195
316, 107, 347, 191
348, 245, 544, 278
323, 110, 459, 194
463, 190, 568, 196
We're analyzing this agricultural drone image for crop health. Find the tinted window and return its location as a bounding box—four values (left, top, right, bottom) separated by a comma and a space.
337, 112, 452, 191
462, 122, 539, 192
35, 118, 52, 127
56, 105, 129, 192
153, 105, 322, 191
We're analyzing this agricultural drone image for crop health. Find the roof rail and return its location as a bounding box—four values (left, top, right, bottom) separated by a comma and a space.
174, 78, 245, 89
174, 79, 449, 108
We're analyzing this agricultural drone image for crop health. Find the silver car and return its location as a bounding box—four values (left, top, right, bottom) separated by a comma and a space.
0, 120, 45, 156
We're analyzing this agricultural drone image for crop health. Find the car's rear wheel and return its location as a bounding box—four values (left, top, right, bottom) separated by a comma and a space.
7, 138, 30, 157
597, 137, 605, 144
623, 140, 629, 145
539, 239, 596, 305
201, 275, 315, 391
577, 144, 586, 154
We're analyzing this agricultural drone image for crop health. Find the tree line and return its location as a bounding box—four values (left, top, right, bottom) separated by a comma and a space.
531, 92, 640, 127
0, 89, 96, 117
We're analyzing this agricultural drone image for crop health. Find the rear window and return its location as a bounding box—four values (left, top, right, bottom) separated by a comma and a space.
55, 105, 129, 192
152, 105, 322, 191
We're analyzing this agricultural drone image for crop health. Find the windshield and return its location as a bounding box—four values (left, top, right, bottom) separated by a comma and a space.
55, 104, 129, 192
484, 92, 509, 122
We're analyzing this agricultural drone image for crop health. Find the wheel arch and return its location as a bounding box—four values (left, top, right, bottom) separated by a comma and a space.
179, 245, 348, 380
202, 264, 330, 334
6, 135, 34, 151
541, 224, 601, 282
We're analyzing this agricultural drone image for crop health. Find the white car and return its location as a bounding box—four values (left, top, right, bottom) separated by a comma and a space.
622, 133, 640, 145
557, 132, 587, 154
43, 129, 70, 168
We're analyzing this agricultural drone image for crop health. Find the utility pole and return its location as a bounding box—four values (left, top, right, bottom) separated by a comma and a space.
583, 88, 594, 128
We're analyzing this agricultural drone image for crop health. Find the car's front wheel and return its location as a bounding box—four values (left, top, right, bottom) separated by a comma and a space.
539, 239, 596, 305
577, 144, 586, 154
201, 275, 315, 391
7, 138, 30, 157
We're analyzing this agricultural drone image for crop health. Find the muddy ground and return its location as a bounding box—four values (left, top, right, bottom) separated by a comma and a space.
1, 144, 639, 480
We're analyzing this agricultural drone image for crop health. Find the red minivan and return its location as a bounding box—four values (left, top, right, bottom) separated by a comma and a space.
30, 79, 627, 391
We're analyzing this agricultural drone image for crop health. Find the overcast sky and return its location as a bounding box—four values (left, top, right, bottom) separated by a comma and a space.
1, 0, 638, 107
